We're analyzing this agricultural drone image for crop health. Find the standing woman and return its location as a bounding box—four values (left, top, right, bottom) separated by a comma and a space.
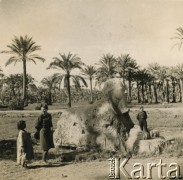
35, 104, 54, 162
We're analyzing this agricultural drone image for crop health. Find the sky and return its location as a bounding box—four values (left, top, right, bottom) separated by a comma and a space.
0, 0, 183, 83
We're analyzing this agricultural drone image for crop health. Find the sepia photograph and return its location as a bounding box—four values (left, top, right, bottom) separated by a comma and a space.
0, 0, 183, 179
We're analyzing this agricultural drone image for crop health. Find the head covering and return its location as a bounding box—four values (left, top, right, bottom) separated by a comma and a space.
17, 120, 26, 130
41, 103, 48, 110
140, 106, 143, 109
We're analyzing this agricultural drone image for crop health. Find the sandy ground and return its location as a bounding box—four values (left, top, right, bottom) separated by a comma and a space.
1, 107, 183, 180
0, 156, 182, 180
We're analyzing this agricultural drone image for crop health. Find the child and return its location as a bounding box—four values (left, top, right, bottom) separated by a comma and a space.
17, 120, 34, 167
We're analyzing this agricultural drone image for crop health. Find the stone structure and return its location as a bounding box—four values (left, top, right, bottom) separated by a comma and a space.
54, 78, 166, 155
54, 78, 134, 152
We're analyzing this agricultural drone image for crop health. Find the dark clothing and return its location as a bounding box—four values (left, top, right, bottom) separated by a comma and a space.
137, 111, 148, 132
36, 113, 53, 130
35, 113, 54, 151
138, 119, 148, 132
136, 111, 147, 121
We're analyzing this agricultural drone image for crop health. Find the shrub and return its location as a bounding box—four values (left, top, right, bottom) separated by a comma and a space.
75, 153, 87, 162
35, 105, 41, 110
163, 138, 183, 156
8, 99, 24, 110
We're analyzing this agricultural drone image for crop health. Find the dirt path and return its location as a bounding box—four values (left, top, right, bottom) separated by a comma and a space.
0, 157, 182, 180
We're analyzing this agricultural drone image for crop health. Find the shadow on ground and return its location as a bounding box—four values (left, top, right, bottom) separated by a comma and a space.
27, 162, 68, 169
0, 139, 17, 160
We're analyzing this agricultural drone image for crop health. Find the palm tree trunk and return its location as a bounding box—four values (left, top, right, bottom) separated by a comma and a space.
48, 90, 52, 105
90, 78, 93, 103
66, 74, 71, 107
22, 59, 27, 106
122, 72, 125, 85
0, 77, 4, 104
137, 82, 141, 103
153, 82, 158, 104
11, 86, 16, 96
178, 81, 182, 102
172, 80, 176, 103
149, 84, 152, 103
162, 81, 166, 102
145, 84, 148, 103
179, 78, 183, 102
166, 80, 169, 103
59, 80, 61, 91
128, 74, 132, 103
141, 84, 145, 103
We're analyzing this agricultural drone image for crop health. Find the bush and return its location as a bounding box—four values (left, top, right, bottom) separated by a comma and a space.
35, 105, 41, 110
163, 138, 183, 156
8, 99, 24, 110
75, 153, 87, 162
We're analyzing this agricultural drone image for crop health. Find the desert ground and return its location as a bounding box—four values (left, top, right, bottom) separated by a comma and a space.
0, 103, 183, 180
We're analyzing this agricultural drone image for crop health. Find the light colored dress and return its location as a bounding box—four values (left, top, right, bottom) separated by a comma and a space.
17, 130, 34, 166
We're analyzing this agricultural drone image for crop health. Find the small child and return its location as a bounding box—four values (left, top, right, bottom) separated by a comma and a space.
17, 120, 34, 167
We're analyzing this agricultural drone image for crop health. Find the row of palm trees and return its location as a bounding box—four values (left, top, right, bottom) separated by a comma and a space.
1, 27, 183, 107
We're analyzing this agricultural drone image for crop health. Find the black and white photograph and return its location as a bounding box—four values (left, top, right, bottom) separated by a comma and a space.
0, 0, 183, 179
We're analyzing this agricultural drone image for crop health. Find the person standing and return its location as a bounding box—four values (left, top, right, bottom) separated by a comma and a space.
17, 120, 34, 167
136, 106, 149, 133
35, 104, 54, 163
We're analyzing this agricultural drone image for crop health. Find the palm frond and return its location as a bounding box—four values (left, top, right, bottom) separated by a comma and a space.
71, 75, 88, 87
2, 35, 44, 66
27, 58, 36, 64
29, 54, 45, 62
81, 65, 96, 79
47, 58, 65, 70
48, 52, 83, 73
27, 45, 41, 54
5, 57, 20, 66
7, 44, 22, 56
171, 27, 183, 50
0, 50, 15, 54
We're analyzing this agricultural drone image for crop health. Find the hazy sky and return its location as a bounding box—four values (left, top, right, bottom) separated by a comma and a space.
0, 0, 183, 82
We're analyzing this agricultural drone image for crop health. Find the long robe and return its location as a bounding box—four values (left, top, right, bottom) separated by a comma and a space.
17, 130, 34, 165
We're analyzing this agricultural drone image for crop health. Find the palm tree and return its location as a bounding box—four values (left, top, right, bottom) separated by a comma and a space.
167, 67, 179, 103
81, 65, 96, 104
174, 64, 183, 102
134, 69, 151, 103
47, 52, 87, 107
95, 53, 116, 86
172, 27, 183, 50
0, 67, 4, 99
116, 54, 138, 102
41, 75, 58, 105
147, 63, 168, 103
1, 35, 45, 105
0, 66, 3, 76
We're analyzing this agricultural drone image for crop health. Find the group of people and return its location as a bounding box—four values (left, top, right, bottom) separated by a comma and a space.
16, 103, 149, 168
17, 104, 54, 168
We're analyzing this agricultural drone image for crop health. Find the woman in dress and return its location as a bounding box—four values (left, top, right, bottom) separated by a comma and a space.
35, 104, 54, 163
